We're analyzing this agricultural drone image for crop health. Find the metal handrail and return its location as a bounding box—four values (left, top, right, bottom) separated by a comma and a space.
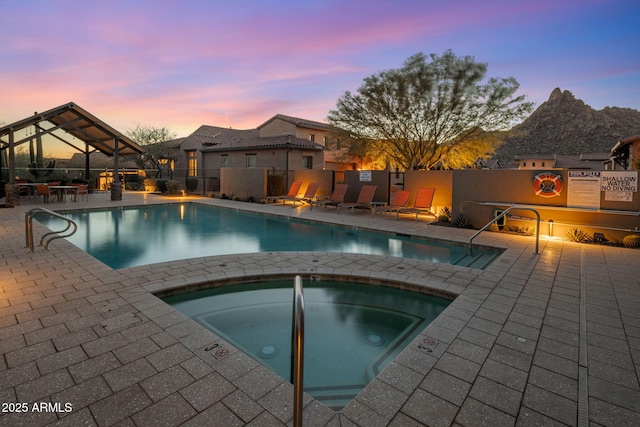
25, 207, 78, 251
291, 275, 305, 427
468, 205, 540, 256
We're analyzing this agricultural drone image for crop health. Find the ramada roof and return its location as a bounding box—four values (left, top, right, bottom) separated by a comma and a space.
192, 125, 324, 152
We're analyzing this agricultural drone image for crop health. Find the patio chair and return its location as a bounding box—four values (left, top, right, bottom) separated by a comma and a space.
266, 181, 302, 205
72, 184, 89, 202
310, 183, 348, 210
284, 182, 319, 207
371, 189, 411, 217
35, 184, 51, 203
337, 185, 377, 214
396, 188, 437, 221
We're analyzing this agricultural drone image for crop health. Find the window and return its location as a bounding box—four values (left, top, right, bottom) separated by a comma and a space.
532, 162, 536, 167
187, 151, 197, 177
323, 136, 329, 146
246, 154, 256, 168
309, 134, 315, 142
335, 138, 341, 149
221, 155, 228, 168
302, 156, 313, 169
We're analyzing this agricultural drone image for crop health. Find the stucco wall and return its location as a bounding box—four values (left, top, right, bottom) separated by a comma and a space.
220, 167, 267, 201
292, 170, 335, 198
449, 169, 639, 242
202, 149, 323, 172
343, 170, 389, 203
215, 167, 638, 241
404, 170, 454, 216
403, 169, 639, 241
258, 118, 296, 137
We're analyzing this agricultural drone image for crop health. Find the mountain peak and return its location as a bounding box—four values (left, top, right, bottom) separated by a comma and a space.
493, 89, 640, 164
548, 87, 576, 103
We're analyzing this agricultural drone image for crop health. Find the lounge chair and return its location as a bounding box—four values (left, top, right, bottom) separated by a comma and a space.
284, 182, 319, 207
267, 181, 302, 205
372, 189, 411, 217
337, 185, 377, 214
310, 183, 348, 210
396, 188, 436, 221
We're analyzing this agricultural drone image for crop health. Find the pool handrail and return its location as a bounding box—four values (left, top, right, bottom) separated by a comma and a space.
468, 204, 540, 256
292, 275, 305, 427
25, 207, 78, 251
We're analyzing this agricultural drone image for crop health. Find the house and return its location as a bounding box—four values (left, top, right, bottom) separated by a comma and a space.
173, 114, 369, 191
609, 134, 640, 170
257, 114, 359, 171
474, 158, 502, 169
174, 120, 322, 192
513, 153, 610, 170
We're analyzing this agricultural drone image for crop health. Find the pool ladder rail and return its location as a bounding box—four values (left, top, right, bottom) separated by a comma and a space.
292, 275, 305, 427
25, 207, 78, 251
467, 205, 540, 256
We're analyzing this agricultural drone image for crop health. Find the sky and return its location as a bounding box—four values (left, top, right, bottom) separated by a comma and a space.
1, 0, 639, 157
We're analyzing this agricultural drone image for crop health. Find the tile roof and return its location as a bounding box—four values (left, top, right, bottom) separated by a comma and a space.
189, 125, 324, 152
513, 153, 609, 169
257, 114, 332, 131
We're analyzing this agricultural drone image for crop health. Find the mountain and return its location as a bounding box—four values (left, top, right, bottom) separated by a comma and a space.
493, 88, 640, 164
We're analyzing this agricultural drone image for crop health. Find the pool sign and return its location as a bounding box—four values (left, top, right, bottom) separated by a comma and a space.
359, 171, 372, 182
567, 171, 601, 208
601, 171, 637, 202
601, 171, 637, 191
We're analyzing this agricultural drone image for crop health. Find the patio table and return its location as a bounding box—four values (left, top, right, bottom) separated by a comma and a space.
49, 185, 77, 203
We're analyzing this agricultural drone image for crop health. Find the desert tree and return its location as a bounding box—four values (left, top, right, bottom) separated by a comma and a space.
328, 50, 534, 170
126, 124, 178, 177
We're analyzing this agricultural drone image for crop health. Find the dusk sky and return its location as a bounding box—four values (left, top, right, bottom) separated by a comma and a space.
2, 0, 639, 156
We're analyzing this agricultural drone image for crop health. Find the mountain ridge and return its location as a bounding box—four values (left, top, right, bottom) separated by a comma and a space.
493, 88, 640, 164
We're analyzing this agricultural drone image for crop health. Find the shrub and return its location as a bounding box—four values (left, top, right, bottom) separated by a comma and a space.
185, 177, 198, 192
438, 206, 452, 220
143, 178, 157, 192
437, 207, 452, 223
232, 195, 241, 201
125, 182, 140, 191
566, 228, 592, 243
165, 180, 181, 194
156, 179, 168, 193
622, 234, 640, 248
453, 214, 474, 229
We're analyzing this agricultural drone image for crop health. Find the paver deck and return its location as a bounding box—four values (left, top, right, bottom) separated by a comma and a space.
1, 192, 639, 426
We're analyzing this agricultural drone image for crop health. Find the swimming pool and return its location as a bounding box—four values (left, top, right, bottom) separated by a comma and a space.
40, 203, 499, 269
162, 279, 451, 410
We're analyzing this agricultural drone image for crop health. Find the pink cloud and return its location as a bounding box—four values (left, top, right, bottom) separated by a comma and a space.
1, 0, 637, 148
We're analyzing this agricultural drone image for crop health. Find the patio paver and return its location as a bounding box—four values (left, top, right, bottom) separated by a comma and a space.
1, 192, 639, 426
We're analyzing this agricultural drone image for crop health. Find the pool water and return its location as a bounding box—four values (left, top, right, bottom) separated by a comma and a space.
162, 280, 451, 409
39, 203, 499, 269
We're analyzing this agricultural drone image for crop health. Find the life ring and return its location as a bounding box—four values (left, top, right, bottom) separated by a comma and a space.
533, 173, 563, 197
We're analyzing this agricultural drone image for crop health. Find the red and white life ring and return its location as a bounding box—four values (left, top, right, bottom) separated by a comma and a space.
533, 173, 563, 197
